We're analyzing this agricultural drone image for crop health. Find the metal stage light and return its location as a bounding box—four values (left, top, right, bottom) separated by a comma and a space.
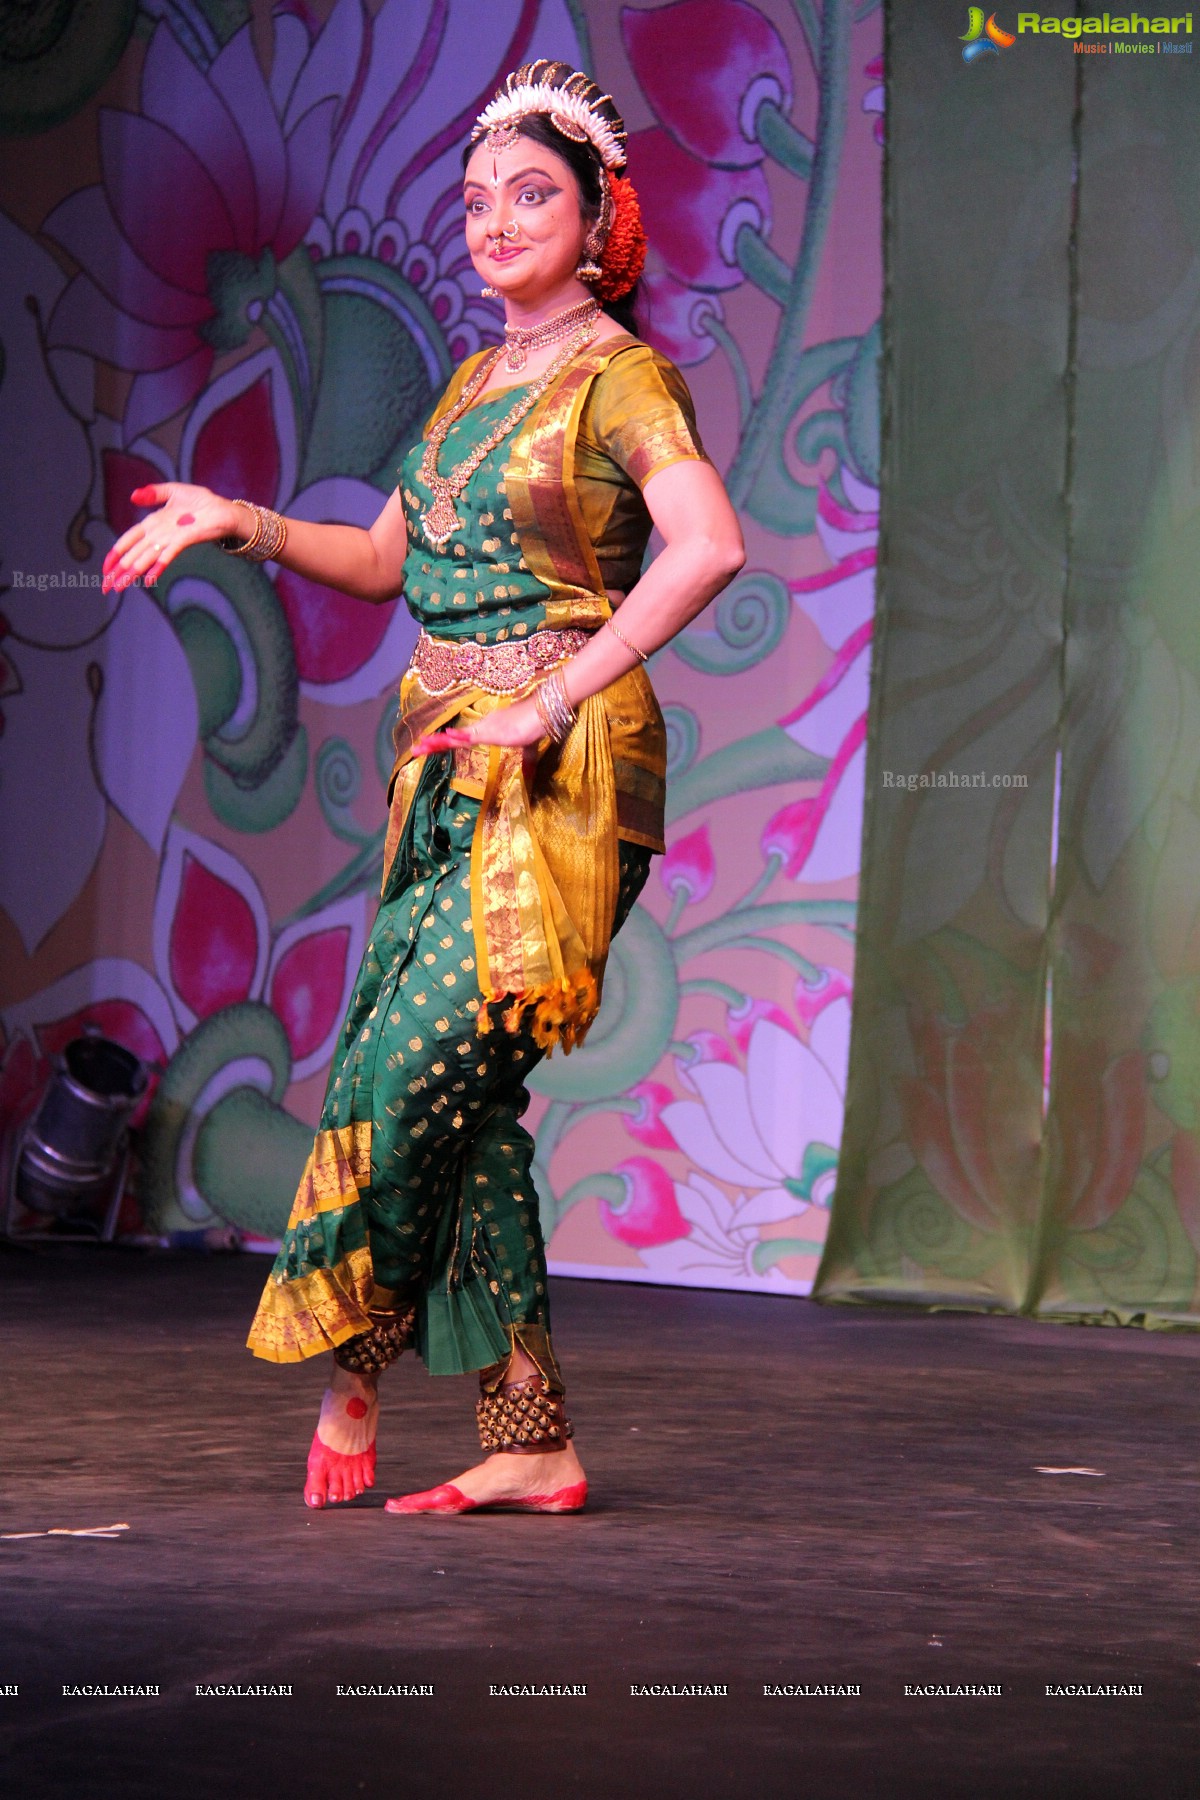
4, 1033, 148, 1242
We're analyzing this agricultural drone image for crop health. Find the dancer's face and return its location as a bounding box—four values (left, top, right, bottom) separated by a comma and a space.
463, 136, 590, 308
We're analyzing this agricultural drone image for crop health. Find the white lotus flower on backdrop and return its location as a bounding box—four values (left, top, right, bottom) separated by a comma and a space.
637, 1006, 851, 1292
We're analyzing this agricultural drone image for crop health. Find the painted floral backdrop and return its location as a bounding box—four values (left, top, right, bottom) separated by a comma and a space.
0, 0, 881, 1295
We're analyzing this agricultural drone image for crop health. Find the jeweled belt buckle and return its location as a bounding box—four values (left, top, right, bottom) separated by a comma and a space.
409, 627, 591, 699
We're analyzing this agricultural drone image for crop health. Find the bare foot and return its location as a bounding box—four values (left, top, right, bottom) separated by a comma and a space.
305, 1363, 379, 1508
444, 1443, 585, 1504
385, 1443, 586, 1514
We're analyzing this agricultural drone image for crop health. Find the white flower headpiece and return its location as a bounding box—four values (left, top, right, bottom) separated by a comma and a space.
472, 68, 627, 172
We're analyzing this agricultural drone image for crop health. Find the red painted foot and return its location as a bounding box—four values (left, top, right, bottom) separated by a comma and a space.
384, 1483, 474, 1515
384, 1479, 587, 1516
305, 1430, 376, 1508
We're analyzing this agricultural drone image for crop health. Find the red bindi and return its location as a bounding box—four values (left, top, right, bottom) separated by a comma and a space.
345, 1397, 368, 1420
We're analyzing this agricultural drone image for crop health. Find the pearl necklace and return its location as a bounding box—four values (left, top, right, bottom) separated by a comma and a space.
503, 298, 600, 372
418, 318, 599, 552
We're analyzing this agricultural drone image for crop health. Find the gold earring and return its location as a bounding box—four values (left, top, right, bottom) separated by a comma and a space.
575, 224, 604, 284
481, 284, 500, 297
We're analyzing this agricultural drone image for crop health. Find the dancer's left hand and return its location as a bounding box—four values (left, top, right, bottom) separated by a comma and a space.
413, 696, 545, 757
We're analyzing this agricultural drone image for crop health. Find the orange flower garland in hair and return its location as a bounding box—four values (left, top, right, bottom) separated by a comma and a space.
594, 172, 647, 303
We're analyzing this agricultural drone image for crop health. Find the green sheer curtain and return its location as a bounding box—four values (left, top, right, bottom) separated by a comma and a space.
816, 8, 1200, 1326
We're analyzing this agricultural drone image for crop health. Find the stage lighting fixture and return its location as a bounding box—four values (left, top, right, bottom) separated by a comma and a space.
5, 1033, 148, 1242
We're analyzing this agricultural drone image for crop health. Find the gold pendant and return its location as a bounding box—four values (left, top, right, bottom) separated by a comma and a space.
506, 342, 528, 373
420, 490, 462, 550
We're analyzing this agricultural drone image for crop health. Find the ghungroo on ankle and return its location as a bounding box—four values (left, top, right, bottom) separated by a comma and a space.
333, 1303, 417, 1375
476, 1373, 574, 1454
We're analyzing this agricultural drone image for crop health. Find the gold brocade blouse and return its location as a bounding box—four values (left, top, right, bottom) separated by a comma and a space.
437, 334, 709, 610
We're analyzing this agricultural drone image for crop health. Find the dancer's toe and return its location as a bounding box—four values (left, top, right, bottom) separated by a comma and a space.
305, 1429, 377, 1507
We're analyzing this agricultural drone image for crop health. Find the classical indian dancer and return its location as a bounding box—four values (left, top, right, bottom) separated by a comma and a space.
102, 60, 745, 1514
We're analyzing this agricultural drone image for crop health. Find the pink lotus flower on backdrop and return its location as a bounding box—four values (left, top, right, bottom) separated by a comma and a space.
599, 1156, 690, 1248
622, 1080, 679, 1151
153, 822, 364, 1080
776, 468, 879, 883
661, 822, 717, 908
622, 0, 793, 170
629, 128, 771, 295
624, 0, 790, 366
44, 21, 336, 442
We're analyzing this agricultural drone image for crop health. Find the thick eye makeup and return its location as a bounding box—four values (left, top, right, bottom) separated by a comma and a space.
463, 169, 565, 215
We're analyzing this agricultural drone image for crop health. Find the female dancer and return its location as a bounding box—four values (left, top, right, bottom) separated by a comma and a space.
102, 60, 745, 1515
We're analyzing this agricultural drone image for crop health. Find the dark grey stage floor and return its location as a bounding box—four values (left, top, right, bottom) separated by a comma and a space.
0, 1247, 1197, 1800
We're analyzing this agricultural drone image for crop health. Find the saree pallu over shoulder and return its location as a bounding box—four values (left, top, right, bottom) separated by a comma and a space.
422, 334, 705, 627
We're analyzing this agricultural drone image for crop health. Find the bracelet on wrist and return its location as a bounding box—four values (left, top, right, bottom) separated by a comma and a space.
218, 499, 288, 562
604, 614, 649, 663
533, 665, 578, 745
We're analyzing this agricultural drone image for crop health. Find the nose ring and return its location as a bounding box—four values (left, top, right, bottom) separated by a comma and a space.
493, 221, 519, 242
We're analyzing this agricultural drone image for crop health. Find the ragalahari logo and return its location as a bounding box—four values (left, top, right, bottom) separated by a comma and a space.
961, 8, 1018, 59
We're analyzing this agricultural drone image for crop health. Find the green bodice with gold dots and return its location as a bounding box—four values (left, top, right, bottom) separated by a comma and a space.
398, 385, 554, 645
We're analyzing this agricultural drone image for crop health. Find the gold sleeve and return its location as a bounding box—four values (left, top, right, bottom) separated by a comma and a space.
581, 344, 708, 490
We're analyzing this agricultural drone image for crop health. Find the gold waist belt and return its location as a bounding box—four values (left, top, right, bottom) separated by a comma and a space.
410, 627, 592, 698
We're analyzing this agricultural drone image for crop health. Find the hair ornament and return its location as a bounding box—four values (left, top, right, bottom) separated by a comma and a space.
473, 63, 628, 172
590, 172, 647, 303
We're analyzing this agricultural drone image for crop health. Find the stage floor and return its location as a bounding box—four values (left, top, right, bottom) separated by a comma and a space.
1, 1248, 1197, 1799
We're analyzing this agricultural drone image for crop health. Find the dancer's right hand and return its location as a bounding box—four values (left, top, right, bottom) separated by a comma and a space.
102, 483, 244, 593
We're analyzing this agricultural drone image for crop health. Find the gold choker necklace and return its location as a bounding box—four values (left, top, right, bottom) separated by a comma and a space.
503, 298, 600, 372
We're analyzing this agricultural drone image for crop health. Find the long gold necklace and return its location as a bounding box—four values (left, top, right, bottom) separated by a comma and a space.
418, 317, 598, 552
503, 297, 600, 372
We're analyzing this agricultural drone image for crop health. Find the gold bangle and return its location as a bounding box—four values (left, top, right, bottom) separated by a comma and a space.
605, 615, 649, 663
219, 499, 288, 562
533, 667, 577, 744
217, 498, 259, 556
